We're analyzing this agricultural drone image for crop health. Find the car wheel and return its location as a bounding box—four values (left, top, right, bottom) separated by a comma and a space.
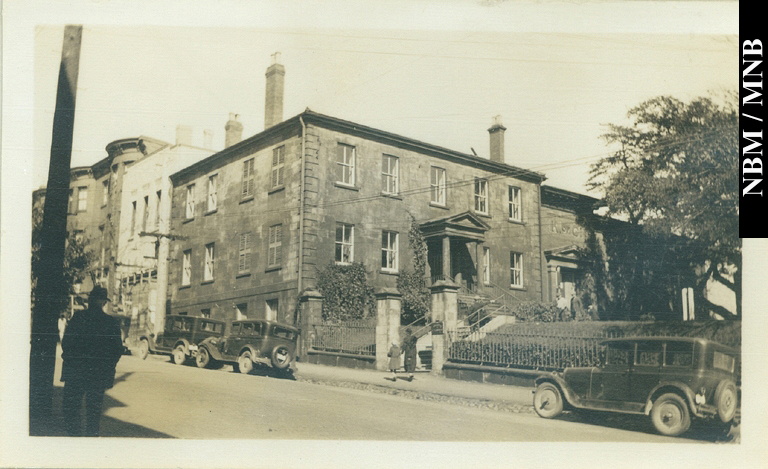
172, 345, 187, 365
196, 346, 213, 369
271, 345, 292, 370
651, 393, 691, 436
238, 351, 253, 374
138, 339, 149, 360
714, 380, 738, 423
533, 382, 564, 419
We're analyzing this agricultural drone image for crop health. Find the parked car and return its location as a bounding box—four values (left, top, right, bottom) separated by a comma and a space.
108, 313, 132, 355
137, 315, 226, 365
196, 319, 299, 374
532, 337, 740, 437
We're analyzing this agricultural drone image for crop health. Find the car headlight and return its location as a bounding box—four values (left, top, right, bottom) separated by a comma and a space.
695, 387, 706, 405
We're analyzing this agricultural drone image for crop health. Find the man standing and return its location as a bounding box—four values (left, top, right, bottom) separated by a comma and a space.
61, 286, 123, 437
401, 328, 418, 381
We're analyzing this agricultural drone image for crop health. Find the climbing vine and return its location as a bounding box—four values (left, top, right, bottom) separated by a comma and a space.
397, 213, 430, 325
316, 261, 376, 321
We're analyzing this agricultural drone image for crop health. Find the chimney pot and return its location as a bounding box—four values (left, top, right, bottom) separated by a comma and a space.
264, 52, 285, 130
488, 115, 507, 164
225, 113, 243, 149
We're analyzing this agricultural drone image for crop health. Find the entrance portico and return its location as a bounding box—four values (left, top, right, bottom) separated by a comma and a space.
420, 211, 490, 292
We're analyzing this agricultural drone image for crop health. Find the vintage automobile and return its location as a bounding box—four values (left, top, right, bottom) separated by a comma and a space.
136, 315, 226, 365
532, 337, 740, 437
195, 319, 299, 374
108, 313, 133, 355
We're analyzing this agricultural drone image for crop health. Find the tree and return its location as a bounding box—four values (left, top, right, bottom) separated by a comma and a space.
397, 214, 430, 325
588, 93, 740, 318
31, 201, 93, 315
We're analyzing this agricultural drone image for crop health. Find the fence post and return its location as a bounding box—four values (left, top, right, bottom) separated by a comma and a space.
375, 288, 402, 371
430, 280, 459, 375
299, 289, 324, 360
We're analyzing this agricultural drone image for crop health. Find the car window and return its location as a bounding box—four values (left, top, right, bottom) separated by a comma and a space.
230, 323, 241, 335
272, 327, 295, 340
635, 341, 662, 366
664, 341, 693, 367
243, 322, 255, 335
605, 343, 631, 366
173, 318, 184, 331
713, 351, 736, 373
200, 321, 222, 333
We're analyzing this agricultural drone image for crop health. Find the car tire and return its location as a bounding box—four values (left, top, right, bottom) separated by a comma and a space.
271, 345, 292, 370
172, 345, 187, 365
238, 351, 253, 374
533, 382, 564, 419
714, 380, 738, 423
138, 339, 149, 360
651, 393, 691, 436
196, 346, 214, 369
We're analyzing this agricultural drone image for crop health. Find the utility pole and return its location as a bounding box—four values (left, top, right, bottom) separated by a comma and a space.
29, 25, 82, 433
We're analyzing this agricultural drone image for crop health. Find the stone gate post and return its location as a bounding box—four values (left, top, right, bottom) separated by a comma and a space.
375, 288, 402, 371
429, 280, 459, 375
299, 289, 323, 360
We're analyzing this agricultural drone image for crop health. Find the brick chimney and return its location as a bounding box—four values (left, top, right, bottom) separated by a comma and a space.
203, 129, 213, 150
225, 113, 243, 148
176, 125, 193, 146
264, 52, 285, 130
488, 115, 506, 164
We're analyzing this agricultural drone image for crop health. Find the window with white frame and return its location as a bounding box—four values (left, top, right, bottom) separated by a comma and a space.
242, 158, 255, 198
381, 231, 399, 272
268, 224, 282, 268
266, 299, 279, 321
430, 166, 446, 205
142, 196, 149, 232
204, 243, 215, 281
182, 250, 191, 286
483, 247, 491, 285
508, 186, 521, 221
474, 178, 488, 214
68, 189, 75, 213
381, 154, 399, 194
155, 190, 162, 229
207, 174, 218, 212
510, 252, 523, 287
336, 144, 356, 186
185, 184, 195, 219
102, 180, 109, 206
77, 187, 88, 212
271, 146, 285, 189
131, 201, 137, 236
238, 232, 251, 274
236, 303, 248, 320
335, 223, 354, 264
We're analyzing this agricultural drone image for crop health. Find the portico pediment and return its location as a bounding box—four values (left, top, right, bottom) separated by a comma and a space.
545, 244, 584, 267
420, 211, 490, 241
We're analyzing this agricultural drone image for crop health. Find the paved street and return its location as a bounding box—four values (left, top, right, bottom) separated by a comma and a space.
49, 351, 693, 442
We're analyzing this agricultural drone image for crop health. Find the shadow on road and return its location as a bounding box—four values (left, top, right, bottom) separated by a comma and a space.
31, 383, 173, 438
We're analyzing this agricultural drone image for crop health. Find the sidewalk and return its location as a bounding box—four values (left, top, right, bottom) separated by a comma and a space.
293, 362, 535, 408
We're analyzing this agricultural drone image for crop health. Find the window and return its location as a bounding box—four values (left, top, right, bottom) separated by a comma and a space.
77, 187, 88, 212
665, 342, 693, 367
636, 341, 662, 366
483, 247, 490, 285
102, 180, 109, 206
335, 223, 354, 264
185, 184, 195, 219
266, 299, 279, 321
142, 196, 150, 232
200, 308, 211, 319
606, 343, 631, 366
155, 190, 162, 229
430, 166, 446, 205
336, 144, 356, 186
271, 146, 285, 189
238, 232, 251, 274
474, 178, 488, 214
131, 201, 137, 236
242, 158, 255, 198
713, 351, 736, 373
508, 186, 521, 222
207, 174, 218, 212
204, 243, 215, 281
381, 154, 399, 194
510, 252, 523, 287
182, 250, 191, 286
268, 224, 282, 268
236, 303, 248, 320
68, 189, 74, 213
381, 231, 399, 272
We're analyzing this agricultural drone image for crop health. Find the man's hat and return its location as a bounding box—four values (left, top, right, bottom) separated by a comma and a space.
89, 286, 110, 302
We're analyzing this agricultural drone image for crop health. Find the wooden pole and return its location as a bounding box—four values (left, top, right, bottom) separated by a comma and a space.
29, 25, 82, 434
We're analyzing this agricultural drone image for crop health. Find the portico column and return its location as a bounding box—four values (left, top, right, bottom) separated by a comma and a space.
475, 240, 484, 292
375, 288, 402, 371
547, 265, 558, 302
442, 235, 451, 280
299, 289, 324, 360
429, 280, 459, 375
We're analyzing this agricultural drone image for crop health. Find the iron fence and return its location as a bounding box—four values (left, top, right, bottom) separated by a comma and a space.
308, 321, 376, 356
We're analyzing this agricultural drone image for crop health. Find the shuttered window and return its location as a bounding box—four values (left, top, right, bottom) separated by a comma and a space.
268, 224, 282, 268
271, 146, 285, 189
238, 232, 251, 274
242, 158, 255, 198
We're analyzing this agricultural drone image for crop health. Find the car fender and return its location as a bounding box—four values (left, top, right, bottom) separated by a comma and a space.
239, 344, 259, 360
138, 334, 157, 352
198, 339, 225, 362
174, 339, 191, 355
644, 381, 697, 416
534, 373, 583, 409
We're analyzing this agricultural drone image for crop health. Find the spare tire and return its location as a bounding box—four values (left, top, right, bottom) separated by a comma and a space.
714, 380, 738, 423
271, 345, 292, 370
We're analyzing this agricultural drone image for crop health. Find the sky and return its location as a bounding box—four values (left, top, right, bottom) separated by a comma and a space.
30, 6, 738, 197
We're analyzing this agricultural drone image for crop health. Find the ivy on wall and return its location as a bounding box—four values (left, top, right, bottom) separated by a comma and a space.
316, 261, 376, 321
397, 214, 430, 325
